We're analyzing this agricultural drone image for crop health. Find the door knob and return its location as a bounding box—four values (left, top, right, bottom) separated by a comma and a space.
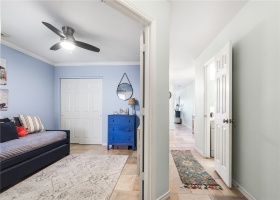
223, 119, 229, 123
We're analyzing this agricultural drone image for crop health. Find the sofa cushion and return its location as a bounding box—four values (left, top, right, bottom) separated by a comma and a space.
0, 118, 11, 123
19, 115, 45, 134
0, 122, 19, 143
0, 131, 67, 162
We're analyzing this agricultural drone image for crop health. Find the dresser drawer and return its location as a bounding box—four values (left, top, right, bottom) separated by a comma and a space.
108, 116, 135, 125
108, 125, 134, 134
108, 134, 134, 143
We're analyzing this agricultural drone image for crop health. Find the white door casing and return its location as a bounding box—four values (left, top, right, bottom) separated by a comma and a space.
61, 79, 102, 144
214, 42, 232, 188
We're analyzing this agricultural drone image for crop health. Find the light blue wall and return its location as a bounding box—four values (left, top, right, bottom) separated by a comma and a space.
0, 44, 55, 129
54, 65, 140, 144
195, 1, 280, 199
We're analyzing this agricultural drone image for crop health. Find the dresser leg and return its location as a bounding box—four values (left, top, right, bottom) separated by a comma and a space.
107, 145, 109, 150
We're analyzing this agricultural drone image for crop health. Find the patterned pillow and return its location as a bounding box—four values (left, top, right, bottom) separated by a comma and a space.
19, 115, 45, 134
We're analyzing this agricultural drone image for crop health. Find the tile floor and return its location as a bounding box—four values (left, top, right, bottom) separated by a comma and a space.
168, 125, 246, 200
70, 124, 245, 200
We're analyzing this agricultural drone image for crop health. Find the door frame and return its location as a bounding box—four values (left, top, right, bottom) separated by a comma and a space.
204, 57, 215, 158
101, 1, 155, 199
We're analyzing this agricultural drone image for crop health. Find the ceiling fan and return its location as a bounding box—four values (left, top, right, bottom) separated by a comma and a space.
42, 22, 100, 52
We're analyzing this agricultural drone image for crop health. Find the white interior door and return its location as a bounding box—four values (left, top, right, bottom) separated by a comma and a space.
214, 42, 232, 188
61, 79, 102, 144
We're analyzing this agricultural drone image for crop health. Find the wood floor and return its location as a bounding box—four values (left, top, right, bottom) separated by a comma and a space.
70, 124, 245, 200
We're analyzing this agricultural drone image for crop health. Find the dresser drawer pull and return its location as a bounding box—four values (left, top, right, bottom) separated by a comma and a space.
128, 138, 130, 141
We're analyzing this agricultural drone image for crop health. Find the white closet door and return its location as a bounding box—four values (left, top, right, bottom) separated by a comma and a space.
61, 79, 102, 144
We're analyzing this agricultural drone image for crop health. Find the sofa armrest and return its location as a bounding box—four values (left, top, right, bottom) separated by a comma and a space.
46, 130, 70, 139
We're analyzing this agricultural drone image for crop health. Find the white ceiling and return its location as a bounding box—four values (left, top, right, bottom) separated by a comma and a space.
169, 0, 248, 89
1, 0, 247, 87
1, 1, 143, 66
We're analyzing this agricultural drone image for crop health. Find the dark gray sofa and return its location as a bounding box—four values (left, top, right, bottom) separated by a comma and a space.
0, 129, 70, 191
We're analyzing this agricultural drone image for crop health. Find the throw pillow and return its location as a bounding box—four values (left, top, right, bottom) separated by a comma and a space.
13, 117, 22, 126
0, 122, 19, 143
19, 115, 45, 134
16, 126, 28, 137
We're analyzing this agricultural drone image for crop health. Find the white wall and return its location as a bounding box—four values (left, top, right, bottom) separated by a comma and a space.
195, 1, 280, 199
174, 83, 195, 128
128, 1, 170, 199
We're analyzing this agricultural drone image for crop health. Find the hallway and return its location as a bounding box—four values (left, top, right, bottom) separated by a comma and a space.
168, 125, 245, 200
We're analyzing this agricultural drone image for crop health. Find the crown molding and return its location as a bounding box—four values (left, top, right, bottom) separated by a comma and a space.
1, 40, 140, 67
1, 40, 54, 66
54, 61, 140, 67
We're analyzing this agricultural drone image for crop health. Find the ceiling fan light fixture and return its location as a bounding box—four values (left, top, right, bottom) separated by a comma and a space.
61, 40, 76, 50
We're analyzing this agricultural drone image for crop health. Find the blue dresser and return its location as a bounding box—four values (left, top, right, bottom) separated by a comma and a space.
108, 115, 136, 151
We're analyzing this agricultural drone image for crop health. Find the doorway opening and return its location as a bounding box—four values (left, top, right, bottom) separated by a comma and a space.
204, 58, 216, 158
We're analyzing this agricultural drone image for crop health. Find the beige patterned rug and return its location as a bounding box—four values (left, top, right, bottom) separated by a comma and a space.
0, 154, 128, 200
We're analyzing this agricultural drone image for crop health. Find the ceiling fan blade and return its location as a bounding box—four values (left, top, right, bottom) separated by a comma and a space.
42, 22, 66, 38
75, 41, 100, 52
50, 43, 62, 50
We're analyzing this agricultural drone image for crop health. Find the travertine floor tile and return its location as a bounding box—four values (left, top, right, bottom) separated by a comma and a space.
114, 175, 137, 191
178, 194, 211, 200
167, 193, 180, 200
110, 191, 139, 200
126, 156, 137, 164
190, 188, 223, 195
133, 175, 140, 191
122, 164, 138, 175
215, 179, 244, 197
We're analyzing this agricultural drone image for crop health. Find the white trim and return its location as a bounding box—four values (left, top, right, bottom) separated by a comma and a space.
102, 143, 107, 146
232, 180, 256, 200
156, 189, 170, 200
101, 1, 157, 199
101, 0, 153, 26
54, 61, 140, 67
1, 40, 140, 67
194, 145, 204, 157
1, 40, 54, 66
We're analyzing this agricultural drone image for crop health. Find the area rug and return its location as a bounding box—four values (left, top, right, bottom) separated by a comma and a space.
171, 150, 222, 190
0, 154, 128, 200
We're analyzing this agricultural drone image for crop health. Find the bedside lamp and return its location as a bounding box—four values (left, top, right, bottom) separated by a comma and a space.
128, 98, 136, 115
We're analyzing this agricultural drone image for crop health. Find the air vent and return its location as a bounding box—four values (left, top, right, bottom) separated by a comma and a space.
1, 32, 10, 37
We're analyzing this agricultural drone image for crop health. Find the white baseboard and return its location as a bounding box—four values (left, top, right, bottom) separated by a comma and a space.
102, 143, 107, 146
232, 180, 255, 200
194, 145, 204, 157
156, 189, 170, 200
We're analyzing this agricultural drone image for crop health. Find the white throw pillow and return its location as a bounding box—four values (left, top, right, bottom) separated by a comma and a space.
19, 115, 45, 134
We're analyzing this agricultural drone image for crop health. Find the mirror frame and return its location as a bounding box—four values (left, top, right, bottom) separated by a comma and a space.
116, 83, 133, 101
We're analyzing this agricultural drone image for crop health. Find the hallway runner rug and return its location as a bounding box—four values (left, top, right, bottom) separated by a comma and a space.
171, 150, 222, 190
0, 154, 128, 200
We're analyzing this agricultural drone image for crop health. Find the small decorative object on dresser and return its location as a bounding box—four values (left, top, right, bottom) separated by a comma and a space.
108, 114, 136, 151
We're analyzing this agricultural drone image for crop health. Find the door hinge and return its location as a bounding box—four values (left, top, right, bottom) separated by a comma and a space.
140, 44, 146, 52
140, 172, 145, 181
141, 108, 145, 116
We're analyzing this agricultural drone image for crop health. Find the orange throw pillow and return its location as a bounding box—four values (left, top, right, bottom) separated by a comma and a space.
16, 126, 28, 137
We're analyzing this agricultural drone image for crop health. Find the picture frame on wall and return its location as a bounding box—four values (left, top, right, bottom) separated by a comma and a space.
0, 58, 7, 85
0, 89, 8, 111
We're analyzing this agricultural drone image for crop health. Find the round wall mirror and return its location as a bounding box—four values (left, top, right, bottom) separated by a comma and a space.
117, 83, 133, 100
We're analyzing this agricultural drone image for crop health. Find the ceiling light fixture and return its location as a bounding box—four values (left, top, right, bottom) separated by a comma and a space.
60, 40, 76, 50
